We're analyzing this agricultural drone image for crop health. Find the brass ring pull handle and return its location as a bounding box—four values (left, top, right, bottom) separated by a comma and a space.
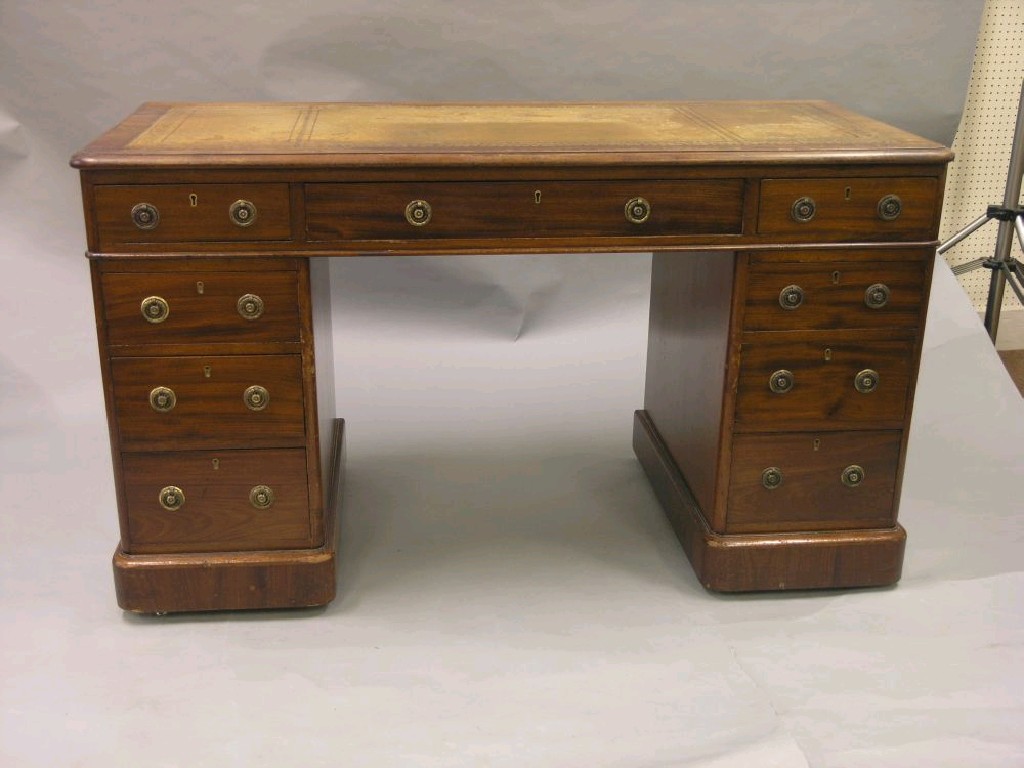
141, 296, 170, 324
625, 197, 651, 224
841, 465, 865, 488
790, 196, 816, 222
158, 485, 185, 511
779, 284, 804, 310
405, 200, 432, 226
149, 386, 177, 413
854, 369, 880, 394
864, 283, 890, 309
768, 369, 795, 394
229, 199, 257, 227
131, 202, 160, 230
877, 194, 902, 221
249, 485, 275, 509
761, 467, 783, 490
243, 385, 269, 411
237, 293, 264, 320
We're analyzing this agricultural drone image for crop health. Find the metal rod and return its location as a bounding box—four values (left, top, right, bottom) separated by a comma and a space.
983, 80, 1024, 341
999, 264, 1024, 305
937, 212, 991, 254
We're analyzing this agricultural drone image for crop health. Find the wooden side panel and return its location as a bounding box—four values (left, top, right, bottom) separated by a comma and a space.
308, 257, 337, 518
643, 250, 737, 524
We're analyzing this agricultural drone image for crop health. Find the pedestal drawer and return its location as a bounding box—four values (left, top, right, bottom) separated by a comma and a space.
111, 354, 306, 451
743, 259, 927, 331
734, 337, 914, 430
121, 449, 312, 553
726, 430, 902, 533
102, 269, 301, 347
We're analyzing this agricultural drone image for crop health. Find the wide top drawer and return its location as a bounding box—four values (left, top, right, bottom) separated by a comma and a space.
305, 180, 745, 243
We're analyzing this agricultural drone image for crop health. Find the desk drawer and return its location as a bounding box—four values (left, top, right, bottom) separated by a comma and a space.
94, 183, 291, 246
111, 354, 306, 451
725, 430, 902, 533
734, 337, 914, 430
102, 269, 301, 347
121, 448, 312, 553
743, 257, 927, 331
305, 180, 745, 242
757, 177, 939, 240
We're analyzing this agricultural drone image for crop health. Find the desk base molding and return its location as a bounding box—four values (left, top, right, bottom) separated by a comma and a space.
632, 410, 906, 592
112, 419, 346, 614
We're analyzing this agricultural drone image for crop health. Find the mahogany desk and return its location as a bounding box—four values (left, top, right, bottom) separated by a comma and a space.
71, 102, 951, 613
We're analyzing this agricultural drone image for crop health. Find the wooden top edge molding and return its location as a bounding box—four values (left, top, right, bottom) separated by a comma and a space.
70, 100, 952, 169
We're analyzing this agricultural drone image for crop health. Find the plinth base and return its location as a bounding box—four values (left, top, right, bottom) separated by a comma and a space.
113, 419, 346, 613
633, 410, 906, 592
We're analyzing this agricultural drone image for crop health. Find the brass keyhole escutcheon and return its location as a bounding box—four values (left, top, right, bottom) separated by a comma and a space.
189, 193, 199, 207
625, 197, 651, 224
229, 199, 257, 227
761, 467, 783, 490
244, 385, 269, 411
158, 485, 185, 511
140, 296, 169, 324
534, 190, 542, 204
405, 200, 432, 226
149, 386, 177, 413
768, 369, 795, 394
790, 196, 816, 223
842, 465, 865, 488
779, 284, 804, 310
237, 293, 264, 320
131, 202, 160, 230
865, 283, 890, 309
854, 369, 880, 394
249, 485, 275, 510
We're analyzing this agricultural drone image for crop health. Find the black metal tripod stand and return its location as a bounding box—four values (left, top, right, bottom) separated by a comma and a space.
940, 80, 1024, 342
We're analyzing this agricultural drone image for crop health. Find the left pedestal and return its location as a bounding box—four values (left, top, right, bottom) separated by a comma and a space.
90, 257, 339, 613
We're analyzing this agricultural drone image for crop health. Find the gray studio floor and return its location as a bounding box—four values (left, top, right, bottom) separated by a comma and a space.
2, 263, 1023, 767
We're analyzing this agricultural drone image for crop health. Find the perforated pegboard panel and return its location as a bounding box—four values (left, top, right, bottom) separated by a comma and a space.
939, 0, 1024, 312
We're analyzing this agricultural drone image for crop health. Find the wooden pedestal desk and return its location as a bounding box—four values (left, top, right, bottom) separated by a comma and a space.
71, 102, 951, 613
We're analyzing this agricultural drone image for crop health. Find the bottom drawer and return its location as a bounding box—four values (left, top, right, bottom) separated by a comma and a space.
725, 430, 902, 534
121, 449, 312, 554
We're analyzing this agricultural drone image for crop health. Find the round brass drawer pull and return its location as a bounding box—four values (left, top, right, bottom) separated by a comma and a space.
864, 283, 890, 309
790, 196, 816, 223
237, 293, 265, 320
842, 465, 865, 488
131, 202, 160, 230
854, 369, 880, 394
158, 485, 185, 511
405, 200, 432, 226
243, 384, 269, 411
229, 199, 258, 227
779, 284, 804, 310
761, 467, 783, 490
768, 369, 795, 394
625, 197, 651, 224
249, 484, 275, 509
877, 194, 902, 221
149, 386, 177, 413
141, 296, 170, 324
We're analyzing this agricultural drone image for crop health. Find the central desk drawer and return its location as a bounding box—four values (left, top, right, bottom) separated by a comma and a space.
305, 180, 745, 242
111, 354, 306, 451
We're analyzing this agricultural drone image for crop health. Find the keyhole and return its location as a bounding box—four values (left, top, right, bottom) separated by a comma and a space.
196, 281, 204, 295
813, 438, 821, 452
212, 458, 219, 470
824, 348, 832, 361
844, 186, 852, 201
189, 193, 198, 207
832, 271, 841, 285
203, 365, 212, 378
534, 190, 542, 204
